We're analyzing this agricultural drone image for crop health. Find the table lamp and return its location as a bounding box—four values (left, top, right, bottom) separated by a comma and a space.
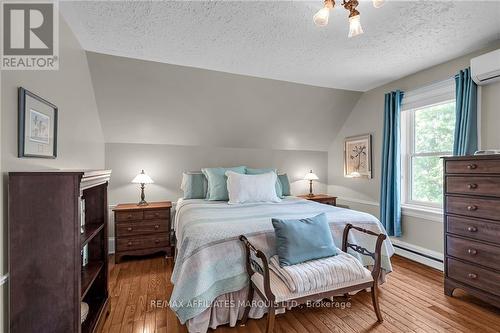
132, 170, 154, 206
304, 170, 319, 197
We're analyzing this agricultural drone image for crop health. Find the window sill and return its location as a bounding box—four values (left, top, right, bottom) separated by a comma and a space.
401, 204, 443, 223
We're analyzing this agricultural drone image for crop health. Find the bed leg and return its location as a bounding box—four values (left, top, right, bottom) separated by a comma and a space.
371, 284, 383, 323
240, 284, 254, 326
266, 302, 275, 333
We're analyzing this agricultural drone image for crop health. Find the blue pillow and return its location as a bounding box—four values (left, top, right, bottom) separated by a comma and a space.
181, 172, 207, 199
246, 168, 283, 198
272, 213, 337, 266
202, 166, 246, 201
277, 174, 291, 196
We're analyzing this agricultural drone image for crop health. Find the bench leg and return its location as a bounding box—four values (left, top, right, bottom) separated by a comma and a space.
371, 285, 383, 323
240, 284, 254, 326
266, 302, 275, 333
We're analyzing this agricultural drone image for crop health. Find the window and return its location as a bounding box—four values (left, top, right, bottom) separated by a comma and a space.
401, 79, 455, 209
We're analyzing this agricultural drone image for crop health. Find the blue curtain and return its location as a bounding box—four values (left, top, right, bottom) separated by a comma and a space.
380, 90, 404, 237
453, 68, 478, 156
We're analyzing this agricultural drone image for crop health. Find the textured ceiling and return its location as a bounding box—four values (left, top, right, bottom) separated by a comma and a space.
60, 1, 500, 91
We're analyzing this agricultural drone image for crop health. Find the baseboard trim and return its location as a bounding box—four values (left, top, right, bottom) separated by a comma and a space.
0, 273, 8, 286
108, 237, 115, 254
391, 239, 443, 271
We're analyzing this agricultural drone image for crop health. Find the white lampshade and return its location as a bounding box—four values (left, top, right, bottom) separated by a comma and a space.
372, 0, 385, 8
132, 170, 154, 184
348, 15, 364, 38
313, 7, 330, 27
304, 170, 319, 181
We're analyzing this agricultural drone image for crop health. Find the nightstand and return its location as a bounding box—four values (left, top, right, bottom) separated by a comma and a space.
113, 201, 172, 263
298, 194, 337, 206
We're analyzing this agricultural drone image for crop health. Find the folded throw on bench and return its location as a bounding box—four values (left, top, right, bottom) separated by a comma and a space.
269, 250, 372, 294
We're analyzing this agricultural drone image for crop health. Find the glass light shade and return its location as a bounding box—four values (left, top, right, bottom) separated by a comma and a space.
372, 0, 385, 8
348, 15, 364, 38
132, 170, 154, 184
304, 170, 319, 181
313, 7, 330, 27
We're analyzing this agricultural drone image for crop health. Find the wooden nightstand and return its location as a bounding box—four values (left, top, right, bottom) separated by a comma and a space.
113, 201, 172, 263
298, 194, 337, 206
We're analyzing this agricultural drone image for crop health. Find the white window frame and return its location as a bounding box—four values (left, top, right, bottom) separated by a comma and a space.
401, 78, 455, 213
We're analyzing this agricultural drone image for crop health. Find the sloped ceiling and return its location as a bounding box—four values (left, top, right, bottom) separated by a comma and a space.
86, 52, 361, 151
62, 1, 500, 91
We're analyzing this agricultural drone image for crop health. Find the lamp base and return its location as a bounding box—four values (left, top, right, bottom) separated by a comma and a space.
138, 183, 148, 206
307, 193, 315, 197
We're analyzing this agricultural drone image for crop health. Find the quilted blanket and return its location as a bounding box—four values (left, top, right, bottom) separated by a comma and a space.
170, 197, 394, 323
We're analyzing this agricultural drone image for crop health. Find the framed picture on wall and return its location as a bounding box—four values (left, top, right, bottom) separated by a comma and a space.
18, 87, 58, 158
344, 134, 372, 178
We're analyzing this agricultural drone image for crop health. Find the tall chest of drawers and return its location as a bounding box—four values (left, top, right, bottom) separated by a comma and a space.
113, 201, 172, 263
443, 155, 500, 307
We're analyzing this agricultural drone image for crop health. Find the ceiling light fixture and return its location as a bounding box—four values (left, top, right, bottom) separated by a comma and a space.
313, 0, 385, 37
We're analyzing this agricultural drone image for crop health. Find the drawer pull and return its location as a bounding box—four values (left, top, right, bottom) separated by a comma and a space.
127, 227, 133, 231
466, 164, 477, 170
127, 214, 133, 219
467, 273, 477, 279
154, 225, 160, 229
467, 205, 478, 211
467, 248, 477, 255
467, 183, 478, 189
155, 239, 160, 244
128, 241, 133, 246
467, 226, 478, 232
155, 212, 160, 217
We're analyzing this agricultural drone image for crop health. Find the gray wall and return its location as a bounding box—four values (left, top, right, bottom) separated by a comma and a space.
87, 52, 362, 152
106, 143, 327, 236
0, 16, 105, 329
88, 53, 358, 243
87, 52, 360, 200
328, 42, 500, 254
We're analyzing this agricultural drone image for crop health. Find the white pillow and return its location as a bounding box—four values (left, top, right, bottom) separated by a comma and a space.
226, 171, 281, 204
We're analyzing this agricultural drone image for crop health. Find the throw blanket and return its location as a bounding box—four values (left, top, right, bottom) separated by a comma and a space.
269, 251, 372, 294
171, 197, 394, 324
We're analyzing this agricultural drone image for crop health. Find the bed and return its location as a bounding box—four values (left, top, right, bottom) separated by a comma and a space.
170, 197, 395, 332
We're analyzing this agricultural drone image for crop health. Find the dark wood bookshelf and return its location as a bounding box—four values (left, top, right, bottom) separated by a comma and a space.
81, 296, 106, 333
81, 261, 104, 300
81, 223, 104, 247
9, 170, 112, 333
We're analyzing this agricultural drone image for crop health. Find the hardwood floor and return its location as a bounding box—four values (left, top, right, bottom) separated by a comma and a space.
101, 254, 500, 333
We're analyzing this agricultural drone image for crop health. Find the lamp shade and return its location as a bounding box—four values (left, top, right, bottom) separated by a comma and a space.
313, 7, 330, 27
132, 170, 154, 184
372, 0, 385, 8
304, 170, 319, 181
348, 15, 364, 38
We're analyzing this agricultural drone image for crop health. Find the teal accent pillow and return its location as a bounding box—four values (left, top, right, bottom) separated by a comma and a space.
181, 172, 207, 199
272, 213, 337, 266
277, 174, 291, 196
202, 166, 246, 201
246, 168, 283, 198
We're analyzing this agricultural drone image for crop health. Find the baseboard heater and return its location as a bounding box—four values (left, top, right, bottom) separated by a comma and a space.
392, 244, 443, 263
